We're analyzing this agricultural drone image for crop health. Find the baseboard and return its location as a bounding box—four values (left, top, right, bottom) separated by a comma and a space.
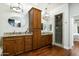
54, 43, 72, 50
63, 46, 71, 49
74, 40, 79, 41
54, 43, 64, 48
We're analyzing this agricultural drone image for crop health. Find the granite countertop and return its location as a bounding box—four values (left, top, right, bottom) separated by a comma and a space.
3, 32, 53, 37
3, 32, 33, 37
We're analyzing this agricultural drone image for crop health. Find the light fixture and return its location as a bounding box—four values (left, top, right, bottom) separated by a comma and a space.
43, 8, 50, 21
10, 3, 23, 13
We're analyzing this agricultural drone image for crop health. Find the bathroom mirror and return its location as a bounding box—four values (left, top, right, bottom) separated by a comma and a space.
8, 16, 26, 27
74, 15, 79, 34
43, 23, 52, 31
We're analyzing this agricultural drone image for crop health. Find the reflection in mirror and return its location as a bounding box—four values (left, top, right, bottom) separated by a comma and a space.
78, 26, 79, 33
8, 17, 22, 27
43, 23, 52, 31
50, 24, 52, 31
74, 15, 79, 34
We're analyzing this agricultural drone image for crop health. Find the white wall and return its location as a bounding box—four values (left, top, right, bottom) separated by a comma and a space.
69, 3, 79, 48
51, 4, 70, 49
0, 4, 29, 36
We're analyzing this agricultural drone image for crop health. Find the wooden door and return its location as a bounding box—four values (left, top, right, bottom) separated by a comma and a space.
24, 36, 32, 52
3, 37, 15, 56
55, 13, 63, 44
15, 36, 24, 55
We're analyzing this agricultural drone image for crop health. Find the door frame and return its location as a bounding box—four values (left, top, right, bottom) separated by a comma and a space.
54, 13, 64, 47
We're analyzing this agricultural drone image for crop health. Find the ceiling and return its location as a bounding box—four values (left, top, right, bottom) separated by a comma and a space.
23, 3, 65, 10
5, 3, 65, 11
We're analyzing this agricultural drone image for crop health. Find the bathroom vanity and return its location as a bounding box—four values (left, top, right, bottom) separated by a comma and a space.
3, 33, 52, 56
3, 33, 32, 56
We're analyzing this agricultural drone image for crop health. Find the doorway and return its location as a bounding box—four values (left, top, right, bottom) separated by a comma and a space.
55, 13, 63, 44
71, 15, 79, 55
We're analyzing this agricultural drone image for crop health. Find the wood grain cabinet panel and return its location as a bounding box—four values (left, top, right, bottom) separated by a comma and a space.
29, 7, 41, 32
47, 35, 52, 45
33, 9, 41, 28
40, 35, 52, 47
3, 37, 15, 56
33, 29, 41, 49
40, 36, 46, 47
15, 36, 24, 55
24, 36, 32, 52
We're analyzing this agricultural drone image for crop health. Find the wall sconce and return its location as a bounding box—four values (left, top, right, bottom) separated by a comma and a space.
10, 3, 23, 13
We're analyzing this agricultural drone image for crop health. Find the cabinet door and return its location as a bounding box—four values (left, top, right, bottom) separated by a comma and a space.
33, 9, 41, 28
45, 35, 49, 45
48, 35, 52, 45
3, 37, 15, 56
33, 29, 41, 49
40, 36, 45, 47
33, 30, 38, 49
45, 35, 52, 45
41, 35, 52, 47
24, 36, 32, 52
37, 10, 41, 28
15, 36, 24, 55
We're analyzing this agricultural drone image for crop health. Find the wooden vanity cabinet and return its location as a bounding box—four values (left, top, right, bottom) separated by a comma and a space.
3, 37, 15, 56
3, 36, 25, 55
3, 35, 33, 56
24, 35, 32, 52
